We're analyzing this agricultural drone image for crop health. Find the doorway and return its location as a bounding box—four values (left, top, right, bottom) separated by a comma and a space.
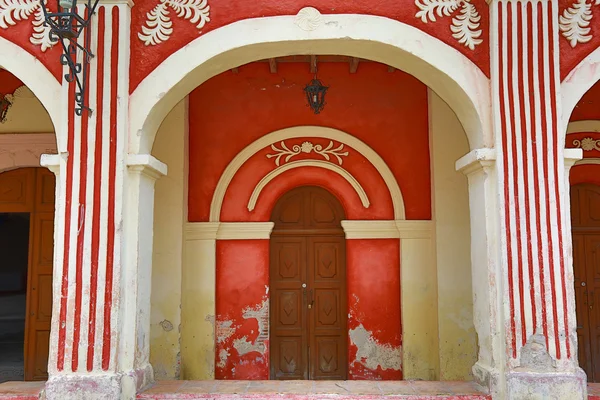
269, 186, 347, 380
0, 168, 55, 382
572, 183, 600, 382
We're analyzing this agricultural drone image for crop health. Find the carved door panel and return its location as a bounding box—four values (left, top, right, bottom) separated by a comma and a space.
270, 186, 347, 380
572, 184, 600, 382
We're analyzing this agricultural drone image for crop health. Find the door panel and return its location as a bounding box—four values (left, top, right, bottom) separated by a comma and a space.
0, 168, 35, 212
270, 186, 347, 380
572, 184, 600, 382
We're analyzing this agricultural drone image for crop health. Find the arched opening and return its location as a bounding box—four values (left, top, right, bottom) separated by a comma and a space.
0, 62, 58, 384
565, 78, 600, 382
269, 186, 347, 380
150, 53, 476, 383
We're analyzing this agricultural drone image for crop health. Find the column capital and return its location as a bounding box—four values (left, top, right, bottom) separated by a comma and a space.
564, 148, 583, 169
127, 154, 168, 180
455, 148, 497, 176
40, 153, 62, 176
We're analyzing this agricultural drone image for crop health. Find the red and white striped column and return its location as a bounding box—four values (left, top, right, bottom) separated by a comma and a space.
44, 1, 165, 398
489, 0, 585, 397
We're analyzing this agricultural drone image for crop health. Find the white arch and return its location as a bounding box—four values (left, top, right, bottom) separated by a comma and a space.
211, 126, 405, 221
0, 37, 62, 150
561, 47, 600, 135
247, 159, 371, 212
129, 11, 491, 155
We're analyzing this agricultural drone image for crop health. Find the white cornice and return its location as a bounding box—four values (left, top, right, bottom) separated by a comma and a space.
455, 148, 497, 175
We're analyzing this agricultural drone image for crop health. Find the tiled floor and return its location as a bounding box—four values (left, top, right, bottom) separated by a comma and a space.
138, 380, 491, 399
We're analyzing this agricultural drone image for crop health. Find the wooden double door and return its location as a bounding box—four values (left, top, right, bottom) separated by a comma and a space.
269, 186, 348, 380
572, 183, 600, 382
0, 168, 55, 380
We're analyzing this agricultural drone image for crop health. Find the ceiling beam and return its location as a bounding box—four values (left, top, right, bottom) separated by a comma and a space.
349, 57, 359, 73
387, 66, 395, 73
231, 67, 239, 74
310, 55, 317, 74
268, 58, 277, 73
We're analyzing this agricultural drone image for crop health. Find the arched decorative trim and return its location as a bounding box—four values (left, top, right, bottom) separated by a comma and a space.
129, 12, 490, 154
561, 47, 600, 135
575, 158, 600, 166
247, 160, 370, 212
567, 120, 600, 134
0, 37, 62, 150
210, 126, 405, 221
0, 133, 57, 173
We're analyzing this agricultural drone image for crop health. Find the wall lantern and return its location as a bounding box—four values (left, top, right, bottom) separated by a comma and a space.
304, 77, 328, 114
40, 0, 101, 116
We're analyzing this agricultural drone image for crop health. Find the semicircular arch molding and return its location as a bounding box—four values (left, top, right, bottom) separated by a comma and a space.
0, 37, 62, 150
130, 12, 491, 154
212, 126, 404, 221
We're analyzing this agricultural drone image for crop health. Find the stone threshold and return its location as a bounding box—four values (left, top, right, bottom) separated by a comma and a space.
3, 380, 600, 399
138, 380, 490, 399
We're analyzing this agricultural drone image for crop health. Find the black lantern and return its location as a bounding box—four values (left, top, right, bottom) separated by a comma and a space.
40, 0, 100, 116
304, 78, 328, 114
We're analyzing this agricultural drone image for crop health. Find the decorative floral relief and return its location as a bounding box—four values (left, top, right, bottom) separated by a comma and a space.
295, 7, 322, 31
573, 137, 600, 151
138, 0, 210, 46
0, 0, 57, 51
415, 0, 483, 50
266, 141, 349, 166
559, 0, 599, 47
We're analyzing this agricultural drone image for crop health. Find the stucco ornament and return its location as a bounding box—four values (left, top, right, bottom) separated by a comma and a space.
138, 0, 210, 46
295, 6, 322, 31
267, 140, 349, 166
415, 0, 482, 50
559, 0, 599, 47
0, 0, 57, 51
573, 137, 600, 151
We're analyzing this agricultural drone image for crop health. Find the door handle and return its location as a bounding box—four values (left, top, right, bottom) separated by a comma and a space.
308, 289, 314, 309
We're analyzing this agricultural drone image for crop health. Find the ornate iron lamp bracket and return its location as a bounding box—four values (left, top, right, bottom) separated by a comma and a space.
39, 0, 101, 116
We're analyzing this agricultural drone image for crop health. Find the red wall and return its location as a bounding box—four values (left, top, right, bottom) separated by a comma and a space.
192, 62, 429, 380
189, 62, 431, 222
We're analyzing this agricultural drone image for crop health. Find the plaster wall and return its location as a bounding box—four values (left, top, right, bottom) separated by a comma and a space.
150, 99, 187, 379
0, 88, 53, 133
429, 90, 477, 380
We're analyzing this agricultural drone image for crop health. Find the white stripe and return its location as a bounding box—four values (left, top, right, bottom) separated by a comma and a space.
506, 1, 523, 356
511, 2, 532, 343
94, 6, 112, 371
64, 10, 86, 369
541, 0, 558, 359
77, 11, 99, 372
529, 2, 544, 336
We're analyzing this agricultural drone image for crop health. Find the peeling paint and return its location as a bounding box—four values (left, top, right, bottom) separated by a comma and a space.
217, 348, 230, 368
216, 320, 236, 343
233, 335, 266, 355
349, 324, 402, 371
241, 299, 269, 348
159, 320, 174, 332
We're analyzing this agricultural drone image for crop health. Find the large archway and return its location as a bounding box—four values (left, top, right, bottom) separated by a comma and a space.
129, 10, 491, 155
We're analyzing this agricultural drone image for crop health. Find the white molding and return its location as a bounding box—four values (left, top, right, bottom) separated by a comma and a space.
248, 160, 370, 212
0, 133, 57, 172
564, 148, 584, 169
127, 154, 168, 179
455, 148, 497, 175
395, 220, 434, 239
129, 13, 491, 155
575, 157, 600, 166
185, 222, 275, 240
567, 120, 600, 134
210, 126, 404, 222
341, 220, 399, 239
341, 219, 433, 239
40, 153, 61, 176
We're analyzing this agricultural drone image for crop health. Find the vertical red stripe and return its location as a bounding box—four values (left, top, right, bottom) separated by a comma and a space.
536, 1, 549, 348
499, 3, 518, 359
102, 6, 119, 371
57, 72, 77, 372
512, 4, 527, 346
522, 2, 536, 333
71, 17, 93, 370
87, 7, 106, 372
548, 1, 570, 359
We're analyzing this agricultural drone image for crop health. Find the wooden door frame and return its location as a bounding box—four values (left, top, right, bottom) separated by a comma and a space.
268, 185, 348, 380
